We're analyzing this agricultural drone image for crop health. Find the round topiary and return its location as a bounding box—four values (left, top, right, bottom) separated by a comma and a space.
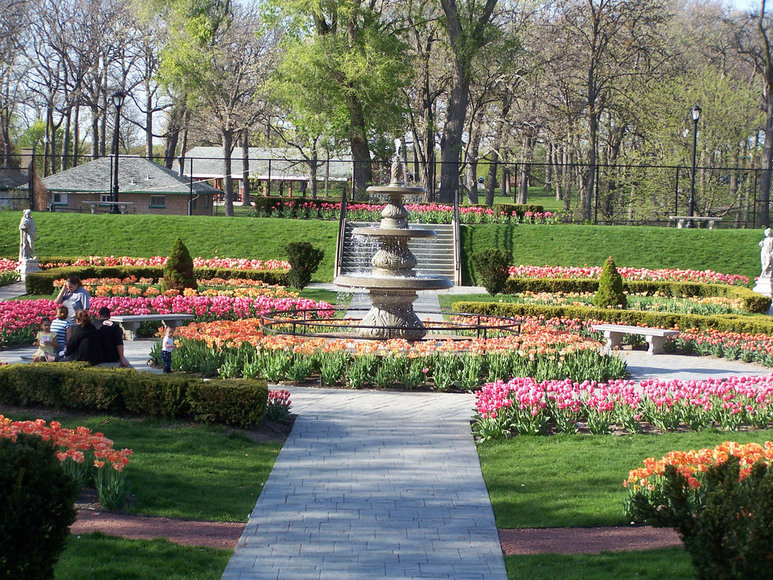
0, 432, 79, 577
162, 237, 198, 292
593, 256, 627, 308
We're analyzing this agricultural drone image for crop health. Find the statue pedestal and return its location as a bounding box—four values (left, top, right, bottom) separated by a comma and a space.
17, 258, 41, 280
753, 278, 773, 315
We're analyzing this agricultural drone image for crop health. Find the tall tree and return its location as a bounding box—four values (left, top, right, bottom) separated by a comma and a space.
437, 0, 498, 204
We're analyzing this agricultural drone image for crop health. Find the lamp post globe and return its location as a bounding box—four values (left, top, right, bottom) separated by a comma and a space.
110, 91, 125, 214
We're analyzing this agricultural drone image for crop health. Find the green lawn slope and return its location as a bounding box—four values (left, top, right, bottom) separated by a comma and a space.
462, 223, 762, 284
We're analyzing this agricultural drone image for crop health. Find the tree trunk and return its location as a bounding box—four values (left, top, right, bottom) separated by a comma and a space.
222, 128, 234, 217
439, 60, 469, 204
146, 90, 153, 160
760, 90, 773, 227
61, 107, 71, 171
73, 102, 80, 167
582, 108, 598, 222
346, 94, 372, 199
91, 105, 100, 159
465, 116, 481, 205
545, 142, 553, 193
242, 131, 251, 205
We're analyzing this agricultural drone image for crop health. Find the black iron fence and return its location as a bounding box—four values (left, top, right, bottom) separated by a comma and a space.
1, 150, 770, 228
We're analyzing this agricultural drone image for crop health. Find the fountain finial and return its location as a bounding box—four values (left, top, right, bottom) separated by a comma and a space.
390, 138, 405, 187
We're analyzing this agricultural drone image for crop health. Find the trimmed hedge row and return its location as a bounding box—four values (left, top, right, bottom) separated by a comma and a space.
452, 300, 773, 336
503, 277, 772, 314
0, 363, 268, 428
26, 265, 288, 295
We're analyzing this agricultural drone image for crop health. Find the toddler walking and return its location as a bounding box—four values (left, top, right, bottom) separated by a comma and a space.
161, 325, 176, 373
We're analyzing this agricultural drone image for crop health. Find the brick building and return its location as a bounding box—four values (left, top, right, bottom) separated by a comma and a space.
37, 156, 220, 215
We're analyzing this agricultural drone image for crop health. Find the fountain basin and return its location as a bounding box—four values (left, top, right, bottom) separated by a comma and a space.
367, 185, 425, 196
352, 226, 436, 238
335, 275, 452, 291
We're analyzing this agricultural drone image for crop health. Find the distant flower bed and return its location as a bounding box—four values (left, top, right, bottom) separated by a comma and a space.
256, 200, 559, 225
41, 256, 290, 271
474, 375, 773, 439
508, 265, 749, 286
55, 277, 295, 299
0, 258, 20, 286
0, 295, 333, 346
666, 328, 773, 366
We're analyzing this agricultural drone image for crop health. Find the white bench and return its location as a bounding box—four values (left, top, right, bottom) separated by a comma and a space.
668, 216, 721, 229
590, 323, 680, 355
111, 314, 194, 341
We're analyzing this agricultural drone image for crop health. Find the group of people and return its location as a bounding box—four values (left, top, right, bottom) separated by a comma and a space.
33, 275, 132, 368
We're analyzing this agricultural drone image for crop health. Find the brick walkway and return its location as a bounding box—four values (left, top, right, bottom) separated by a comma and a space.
223, 388, 507, 579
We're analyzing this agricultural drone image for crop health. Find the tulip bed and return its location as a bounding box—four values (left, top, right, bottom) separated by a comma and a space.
56, 277, 296, 299
665, 327, 773, 365
42, 255, 291, 270
0, 257, 19, 286
170, 318, 626, 389
508, 265, 749, 286
255, 200, 560, 225
473, 375, 773, 439
0, 295, 334, 346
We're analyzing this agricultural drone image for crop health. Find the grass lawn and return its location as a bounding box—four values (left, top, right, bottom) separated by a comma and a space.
0, 410, 282, 522
461, 223, 761, 284
505, 547, 694, 579
478, 429, 773, 529
0, 213, 338, 282
55, 533, 231, 579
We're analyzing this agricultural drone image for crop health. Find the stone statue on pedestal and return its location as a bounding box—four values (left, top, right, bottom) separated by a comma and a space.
17, 209, 41, 279
761, 228, 773, 280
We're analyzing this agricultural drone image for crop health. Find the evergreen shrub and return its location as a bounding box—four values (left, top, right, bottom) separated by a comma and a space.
472, 248, 513, 295
593, 256, 627, 308
286, 242, 324, 290
626, 456, 772, 579
187, 379, 268, 428
162, 237, 198, 292
0, 433, 78, 577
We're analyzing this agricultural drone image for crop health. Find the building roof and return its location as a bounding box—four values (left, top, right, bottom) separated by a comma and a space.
0, 167, 27, 190
177, 147, 351, 182
39, 156, 221, 195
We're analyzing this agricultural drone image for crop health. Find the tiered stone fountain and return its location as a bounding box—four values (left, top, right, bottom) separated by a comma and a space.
334, 140, 452, 340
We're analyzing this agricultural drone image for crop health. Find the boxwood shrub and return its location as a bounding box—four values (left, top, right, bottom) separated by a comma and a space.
452, 300, 773, 336
0, 364, 268, 428
502, 277, 771, 314
26, 265, 287, 295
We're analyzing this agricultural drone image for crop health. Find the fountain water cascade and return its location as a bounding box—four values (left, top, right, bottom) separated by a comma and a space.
334, 140, 453, 339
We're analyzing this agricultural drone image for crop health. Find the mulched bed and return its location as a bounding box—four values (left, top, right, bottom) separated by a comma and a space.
498, 526, 682, 555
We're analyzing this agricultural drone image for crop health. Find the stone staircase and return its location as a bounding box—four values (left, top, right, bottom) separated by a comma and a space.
337, 221, 458, 283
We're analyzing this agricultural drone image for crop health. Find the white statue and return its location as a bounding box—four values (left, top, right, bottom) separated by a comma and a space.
19, 209, 36, 261
761, 228, 773, 280
390, 138, 406, 187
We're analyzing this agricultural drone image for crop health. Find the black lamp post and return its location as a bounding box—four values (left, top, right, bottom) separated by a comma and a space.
686, 103, 701, 228
110, 91, 125, 214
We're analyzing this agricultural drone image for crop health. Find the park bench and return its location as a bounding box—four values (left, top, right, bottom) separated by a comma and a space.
590, 323, 680, 355
82, 201, 134, 214
111, 314, 194, 341
668, 216, 721, 229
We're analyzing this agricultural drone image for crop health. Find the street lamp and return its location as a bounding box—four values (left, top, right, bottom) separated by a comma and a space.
686, 103, 701, 228
110, 91, 126, 214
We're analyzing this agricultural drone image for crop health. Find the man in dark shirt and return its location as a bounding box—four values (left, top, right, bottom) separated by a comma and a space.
96, 307, 133, 368
65, 311, 102, 366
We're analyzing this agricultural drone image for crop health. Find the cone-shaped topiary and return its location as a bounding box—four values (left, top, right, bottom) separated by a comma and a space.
472, 249, 513, 296
286, 242, 324, 290
593, 256, 626, 308
162, 237, 198, 293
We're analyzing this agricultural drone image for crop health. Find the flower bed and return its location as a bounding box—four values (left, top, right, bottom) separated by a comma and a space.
1, 414, 132, 509
473, 375, 773, 439
0, 295, 334, 346
171, 317, 626, 389
41, 256, 290, 270
0, 258, 20, 286
666, 327, 773, 366
508, 265, 749, 286
56, 277, 296, 299
623, 440, 772, 493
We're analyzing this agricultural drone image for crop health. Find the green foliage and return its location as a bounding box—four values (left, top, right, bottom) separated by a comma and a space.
626, 456, 773, 579
285, 241, 324, 290
472, 248, 513, 295
162, 237, 198, 292
492, 203, 545, 217
0, 364, 268, 428
0, 433, 79, 577
593, 256, 626, 308
56, 533, 231, 580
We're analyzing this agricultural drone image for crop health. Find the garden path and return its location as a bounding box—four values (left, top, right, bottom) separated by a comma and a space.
223, 387, 508, 579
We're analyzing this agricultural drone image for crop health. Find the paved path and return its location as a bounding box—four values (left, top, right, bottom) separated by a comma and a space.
223, 388, 507, 579
0, 281, 26, 300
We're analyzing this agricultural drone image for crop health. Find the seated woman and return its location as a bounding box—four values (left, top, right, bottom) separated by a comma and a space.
54, 275, 90, 323
65, 310, 101, 365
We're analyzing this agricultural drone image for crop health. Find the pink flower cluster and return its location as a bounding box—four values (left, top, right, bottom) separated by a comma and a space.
0, 258, 18, 273
0, 296, 333, 345
475, 375, 773, 436
43, 256, 290, 271
508, 265, 748, 286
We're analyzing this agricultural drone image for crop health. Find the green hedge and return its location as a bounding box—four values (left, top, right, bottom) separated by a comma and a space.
0, 363, 268, 428
502, 278, 771, 314
452, 300, 773, 336
26, 265, 288, 295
